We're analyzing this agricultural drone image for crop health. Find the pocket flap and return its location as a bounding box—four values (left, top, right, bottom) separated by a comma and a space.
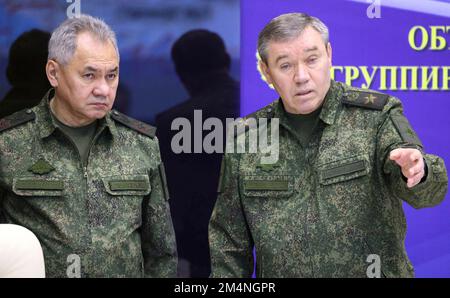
13, 178, 64, 197
103, 175, 151, 196
319, 155, 369, 185
242, 175, 294, 198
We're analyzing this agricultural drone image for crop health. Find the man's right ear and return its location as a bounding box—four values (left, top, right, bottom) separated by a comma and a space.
46, 60, 59, 88
259, 60, 273, 86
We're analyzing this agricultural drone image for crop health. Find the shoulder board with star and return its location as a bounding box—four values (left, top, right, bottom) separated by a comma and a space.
0, 109, 36, 134
342, 90, 388, 110
110, 110, 156, 138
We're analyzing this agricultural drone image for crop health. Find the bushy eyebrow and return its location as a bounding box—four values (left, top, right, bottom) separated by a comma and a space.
107, 67, 119, 73
83, 66, 98, 73
83, 66, 119, 73
275, 55, 289, 64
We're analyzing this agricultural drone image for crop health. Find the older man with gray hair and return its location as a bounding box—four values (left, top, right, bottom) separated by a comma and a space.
0, 15, 177, 278
209, 12, 448, 277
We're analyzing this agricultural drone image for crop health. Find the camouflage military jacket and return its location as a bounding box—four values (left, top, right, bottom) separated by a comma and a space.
0, 91, 177, 278
209, 80, 448, 278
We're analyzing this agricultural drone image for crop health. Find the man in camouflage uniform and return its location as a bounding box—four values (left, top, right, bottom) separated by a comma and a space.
209, 13, 448, 277
0, 15, 177, 278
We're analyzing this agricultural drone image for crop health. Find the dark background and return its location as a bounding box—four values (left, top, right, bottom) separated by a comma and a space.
0, 0, 240, 124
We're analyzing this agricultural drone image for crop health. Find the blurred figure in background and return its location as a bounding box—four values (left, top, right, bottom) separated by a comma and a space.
0, 29, 51, 119
156, 29, 240, 277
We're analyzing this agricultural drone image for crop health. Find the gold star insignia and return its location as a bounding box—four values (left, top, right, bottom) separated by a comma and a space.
364, 94, 377, 105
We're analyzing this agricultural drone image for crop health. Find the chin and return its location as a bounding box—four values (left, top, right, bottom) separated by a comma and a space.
290, 99, 317, 114
89, 111, 108, 120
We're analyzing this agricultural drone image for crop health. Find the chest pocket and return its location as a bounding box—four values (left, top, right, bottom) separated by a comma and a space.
241, 175, 294, 198
12, 177, 65, 197
102, 175, 151, 196
318, 155, 369, 185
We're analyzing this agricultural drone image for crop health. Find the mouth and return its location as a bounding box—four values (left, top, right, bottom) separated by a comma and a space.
90, 103, 108, 108
295, 90, 313, 97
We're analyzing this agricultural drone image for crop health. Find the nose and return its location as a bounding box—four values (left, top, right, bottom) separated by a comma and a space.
294, 64, 310, 85
92, 78, 110, 99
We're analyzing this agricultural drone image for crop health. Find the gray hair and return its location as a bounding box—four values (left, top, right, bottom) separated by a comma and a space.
258, 13, 329, 64
48, 14, 119, 65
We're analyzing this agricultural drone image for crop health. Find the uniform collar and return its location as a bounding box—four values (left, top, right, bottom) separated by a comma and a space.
319, 79, 343, 126
274, 79, 342, 128
36, 89, 118, 139
35, 89, 57, 139
104, 111, 118, 138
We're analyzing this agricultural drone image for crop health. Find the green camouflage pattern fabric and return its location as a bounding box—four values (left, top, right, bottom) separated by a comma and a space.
209, 80, 448, 278
0, 91, 177, 278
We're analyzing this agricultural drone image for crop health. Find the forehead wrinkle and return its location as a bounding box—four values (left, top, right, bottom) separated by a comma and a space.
83, 63, 118, 72
304, 46, 319, 53
70, 34, 118, 67
268, 34, 326, 66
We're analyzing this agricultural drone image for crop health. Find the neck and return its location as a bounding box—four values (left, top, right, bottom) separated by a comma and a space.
50, 96, 95, 127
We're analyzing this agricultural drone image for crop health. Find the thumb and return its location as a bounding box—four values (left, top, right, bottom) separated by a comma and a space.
389, 149, 402, 161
